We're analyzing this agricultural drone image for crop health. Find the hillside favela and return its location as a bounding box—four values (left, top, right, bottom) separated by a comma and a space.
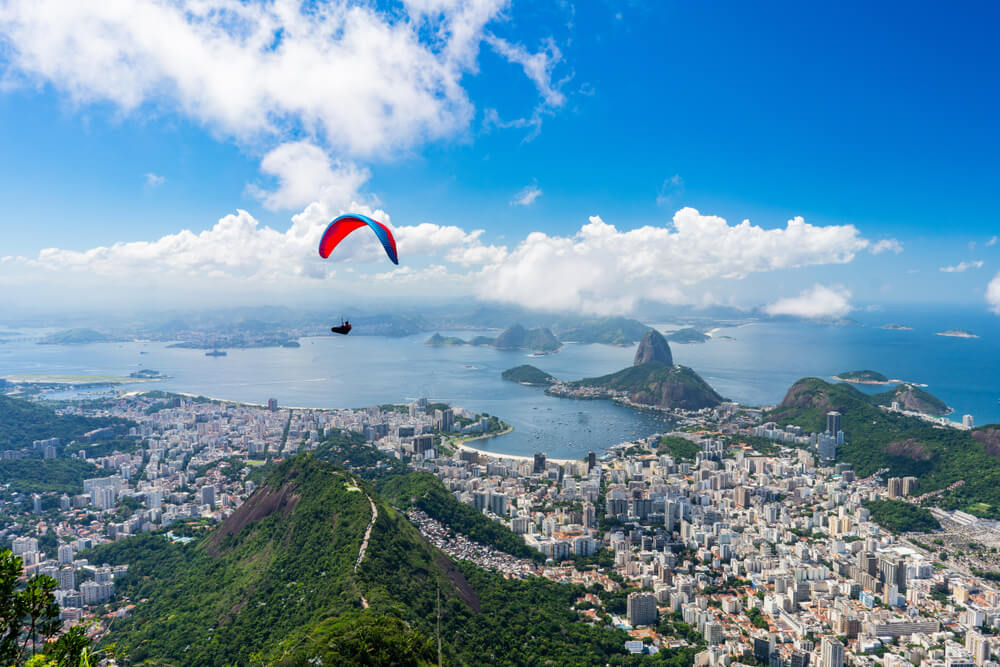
1, 2, 999, 666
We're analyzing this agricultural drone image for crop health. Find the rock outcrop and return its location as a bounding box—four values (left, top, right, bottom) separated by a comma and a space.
633, 330, 673, 366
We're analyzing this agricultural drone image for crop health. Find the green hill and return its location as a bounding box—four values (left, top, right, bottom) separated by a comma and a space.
665, 327, 709, 344
871, 383, 951, 415
835, 369, 889, 383
94, 454, 634, 665
38, 328, 115, 344
574, 361, 723, 410
493, 324, 561, 352
0, 395, 126, 451
768, 378, 1000, 516
501, 364, 558, 386
468, 335, 495, 346
555, 317, 652, 345
425, 332, 468, 346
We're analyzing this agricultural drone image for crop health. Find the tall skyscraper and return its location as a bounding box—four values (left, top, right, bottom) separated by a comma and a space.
826, 411, 842, 436
533, 452, 546, 474
626, 592, 657, 626
267, 398, 278, 412
587, 451, 596, 473
200, 485, 216, 509
822, 637, 845, 667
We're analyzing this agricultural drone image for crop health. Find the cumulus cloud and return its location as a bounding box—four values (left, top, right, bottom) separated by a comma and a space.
27, 206, 494, 284
940, 260, 984, 273
477, 207, 870, 313
0, 0, 510, 158
144, 172, 166, 188
988, 236, 998, 247
870, 238, 903, 254
21, 205, 880, 312
247, 141, 370, 211
511, 183, 542, 206
764, 284, 853, 319
988, 272, 1000, 314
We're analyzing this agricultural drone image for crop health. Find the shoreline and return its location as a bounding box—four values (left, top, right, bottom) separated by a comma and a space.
453, 439, 576, 466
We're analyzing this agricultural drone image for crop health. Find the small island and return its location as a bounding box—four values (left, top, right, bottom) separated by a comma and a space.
881, 323, 913, 331
129, 369, 167, 379
425, 333, 472, 347
936, 329, 978, 339
834, 370, 891, 385
501, 365, 558, 386
665, 327, 710, 344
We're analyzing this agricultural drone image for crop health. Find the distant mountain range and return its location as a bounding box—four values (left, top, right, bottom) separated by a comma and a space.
426, 318, 653, 353
37, 328, 119, 345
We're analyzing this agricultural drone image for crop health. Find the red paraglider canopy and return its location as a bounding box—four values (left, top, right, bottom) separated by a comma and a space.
318, 213, 398, 264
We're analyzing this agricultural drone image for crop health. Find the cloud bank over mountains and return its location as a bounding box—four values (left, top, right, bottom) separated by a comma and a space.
18, 195, 883, 316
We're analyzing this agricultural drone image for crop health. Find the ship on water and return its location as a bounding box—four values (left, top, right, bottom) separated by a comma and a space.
205, 349, 227, 357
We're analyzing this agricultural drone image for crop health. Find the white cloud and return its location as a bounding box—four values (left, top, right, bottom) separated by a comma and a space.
0, 0, 509, 159
656, 174, 683, 207
511, 183, 542, 206
940, 260, 984, 273
446, 243, 508, 266
247, 141, 370, 211
476, 207, 870, 314
27, 207, 490, 283
988, 235, 998, 247
870, 238, 903, 255
144, 172, 165, 188
485, 35, 566, 109
764, 284, 853, 319
20, 205, 879, 314
988, 272, 1000, 314
371, 264, 461, 284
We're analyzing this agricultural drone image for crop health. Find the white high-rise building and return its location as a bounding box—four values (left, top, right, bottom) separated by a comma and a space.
822, 637, 845, 667
627, 592, 657, 627
57, 567, 75, 592
57, 544, 74, 565
963, 414, 975, 429
200, 485, 216, 509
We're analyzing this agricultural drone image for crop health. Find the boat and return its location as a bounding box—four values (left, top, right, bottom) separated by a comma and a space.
205, 349, 227, 357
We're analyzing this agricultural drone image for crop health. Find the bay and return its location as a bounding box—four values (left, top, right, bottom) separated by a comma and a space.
1, 304, 998, 459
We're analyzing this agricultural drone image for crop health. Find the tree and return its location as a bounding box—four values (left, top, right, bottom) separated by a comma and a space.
0, 549, 96, 666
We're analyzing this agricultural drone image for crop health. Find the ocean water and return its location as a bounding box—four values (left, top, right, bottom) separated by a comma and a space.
667, 305, 1000, 425
1, 305, 997, 458
0, 330, 672, 460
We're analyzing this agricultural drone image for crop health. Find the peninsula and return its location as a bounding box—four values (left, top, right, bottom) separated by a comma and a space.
549, 330, 723, 411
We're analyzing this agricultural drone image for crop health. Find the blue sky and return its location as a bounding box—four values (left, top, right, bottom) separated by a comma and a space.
0, 1, 998, 315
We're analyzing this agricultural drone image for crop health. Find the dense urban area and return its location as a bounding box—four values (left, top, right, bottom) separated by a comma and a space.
3, 378, 1000, 667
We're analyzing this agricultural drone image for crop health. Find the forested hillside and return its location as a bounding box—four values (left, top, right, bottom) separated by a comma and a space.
770, 378, 1000, 517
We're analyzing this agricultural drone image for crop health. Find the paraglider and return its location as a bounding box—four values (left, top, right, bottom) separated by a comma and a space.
318, 214, 399, 336
318, 213, 398, 265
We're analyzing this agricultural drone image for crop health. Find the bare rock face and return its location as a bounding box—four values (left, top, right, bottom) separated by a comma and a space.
633, 330, 673, 366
